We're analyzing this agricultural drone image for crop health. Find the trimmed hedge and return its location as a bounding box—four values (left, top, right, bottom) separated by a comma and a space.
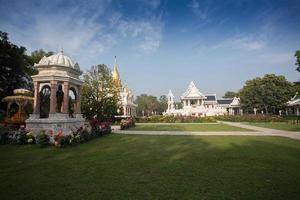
135, 114, 286, 123
214, 114, 286, 122
136, 116, 216, 123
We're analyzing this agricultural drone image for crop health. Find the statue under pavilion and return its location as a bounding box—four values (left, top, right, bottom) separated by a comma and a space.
2, 89, 34, 124
111, 56, 137, 117
164, 81, 241, 117
26, 49, 85, 135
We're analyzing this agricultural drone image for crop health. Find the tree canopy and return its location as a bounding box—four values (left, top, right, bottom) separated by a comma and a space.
135, 94, 167, 116
29, 49, 54, 66
295, 50, 300, 72
0, 31, 35, 112
81, 64, 121, 121
239, 74, 295, 114
223, 91, 237, 98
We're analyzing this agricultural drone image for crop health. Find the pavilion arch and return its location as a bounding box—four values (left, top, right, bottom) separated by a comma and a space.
68, 87, 77, 118
40, 85, 51, 118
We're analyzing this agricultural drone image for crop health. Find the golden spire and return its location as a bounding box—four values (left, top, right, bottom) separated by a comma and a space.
112, 56, 121, 87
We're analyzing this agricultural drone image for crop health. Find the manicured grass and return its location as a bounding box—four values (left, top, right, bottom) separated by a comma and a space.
1, 134, 300, 199
129, 123, 252, 131
248, 122, 300, 131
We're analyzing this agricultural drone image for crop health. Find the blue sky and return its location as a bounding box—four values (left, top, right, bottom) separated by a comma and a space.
0, 0, 299, 99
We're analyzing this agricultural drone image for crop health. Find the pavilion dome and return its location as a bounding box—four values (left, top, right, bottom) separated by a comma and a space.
35, 49, 81, 71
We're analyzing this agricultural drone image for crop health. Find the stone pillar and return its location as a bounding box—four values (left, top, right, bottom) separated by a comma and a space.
75, 86, 82, 114
33, 82, 40, 115
49, 81, 57, 114
124, 106, 127, 116
297, 107, 300, 116
63, 82, 70, 114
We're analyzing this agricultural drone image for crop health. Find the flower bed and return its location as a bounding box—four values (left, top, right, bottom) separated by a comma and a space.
120, 117, 135, 130
0, 118, 111, 148
135, 114, 286, 123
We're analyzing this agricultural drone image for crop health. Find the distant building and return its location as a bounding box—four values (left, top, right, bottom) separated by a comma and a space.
111, 57, 137, 117
287, 93, 300, 116
164, 81, 241, 117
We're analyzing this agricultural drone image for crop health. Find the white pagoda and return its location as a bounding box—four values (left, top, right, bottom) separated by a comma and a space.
165, 81, 241, 117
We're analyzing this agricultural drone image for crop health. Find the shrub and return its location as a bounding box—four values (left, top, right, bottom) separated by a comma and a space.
36, 131, 49, 147
89, 118, 111, 136
214, 114, 286, 122
0, 125, 9, 144
26, 131, 35, 144
136, 116, 216, 123
100, 122, 111, 134
8, 128, 27, 145
57, 135, 69, 147
120, 118, 135, 130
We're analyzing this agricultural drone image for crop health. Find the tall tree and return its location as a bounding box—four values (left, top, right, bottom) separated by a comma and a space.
0, 31, 33, 112
135, 94, 160, 116
29, 49, 54, 66
157, 95, 168, 114
239, 74, 295, 114
295, 50, 300, 72
223, 91, 237, 98
81, 64, 120, 121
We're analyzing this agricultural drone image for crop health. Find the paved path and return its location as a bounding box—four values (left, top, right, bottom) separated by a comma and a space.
113, 122, 300, 141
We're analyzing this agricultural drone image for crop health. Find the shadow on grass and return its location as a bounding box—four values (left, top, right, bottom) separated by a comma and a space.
0, 134, 300, 200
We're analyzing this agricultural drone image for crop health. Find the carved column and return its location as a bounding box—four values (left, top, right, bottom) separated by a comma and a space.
33, 82, 40, 114
75, 86, 82, 114
49, 80, 57, 114
63, 82, 70, 114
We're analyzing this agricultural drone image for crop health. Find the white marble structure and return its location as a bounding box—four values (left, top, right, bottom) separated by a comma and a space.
287, 93, 300, 116
26, 49, 85, 135
164, 81, 241, 117
112, 57, 137, 117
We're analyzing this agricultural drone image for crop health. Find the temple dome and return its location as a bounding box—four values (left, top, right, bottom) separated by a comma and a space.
35, 49, 80, 71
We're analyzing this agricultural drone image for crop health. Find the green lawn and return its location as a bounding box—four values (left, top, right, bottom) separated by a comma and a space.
248, 122, 300, 131
129, 123, 252, 131
1, 134, 300, 199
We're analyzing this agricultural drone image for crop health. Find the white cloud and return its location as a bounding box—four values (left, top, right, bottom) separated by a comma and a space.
114, 16, 163, 54
216, 35, 265, 51
0, 0, 164, 68
188, 0, 208, 20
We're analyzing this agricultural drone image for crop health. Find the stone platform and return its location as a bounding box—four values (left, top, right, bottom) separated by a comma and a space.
26, 113, 85, 136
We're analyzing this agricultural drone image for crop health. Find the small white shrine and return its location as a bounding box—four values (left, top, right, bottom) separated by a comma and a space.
286, 93, 300, 116
111, 57, 137, 117
26, 49, 85, 135
164, 81, 241, 117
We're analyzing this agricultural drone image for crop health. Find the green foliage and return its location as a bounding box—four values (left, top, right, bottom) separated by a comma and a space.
134, 94, 167, 116
295, 50, 300, 72
239, 74, 295, 113
81, 64, 120, 121
0, 125, 9, 144
8, 128, 27, 145
36, 131, 49, 147
120, 118, 135, 130
136, 115, 216, 123
223, 91, 237, 98
28, 49, 53, 66
0, 31, 34, 112
57, 135, 69, 147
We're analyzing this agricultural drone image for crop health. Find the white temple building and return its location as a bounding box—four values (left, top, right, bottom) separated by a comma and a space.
286, 93, 300, 116
164, 81, 241, 117
111, 57, 137, 117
